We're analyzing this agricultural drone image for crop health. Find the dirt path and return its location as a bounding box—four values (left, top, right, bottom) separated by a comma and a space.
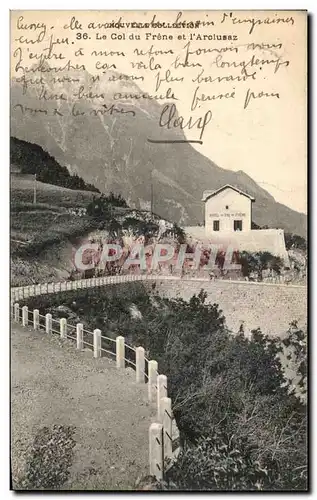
11, 324, 155, 490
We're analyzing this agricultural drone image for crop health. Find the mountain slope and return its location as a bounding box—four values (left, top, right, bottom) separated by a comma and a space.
10, 67, 307, 237
10, 137, 100, 193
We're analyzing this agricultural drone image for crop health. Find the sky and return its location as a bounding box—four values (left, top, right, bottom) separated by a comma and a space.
11, 10, 307, 214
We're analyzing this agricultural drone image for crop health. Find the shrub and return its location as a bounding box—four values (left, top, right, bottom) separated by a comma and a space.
281, 321, 307, 397
86, 195, 112, 221
166, 431, 271, 491
24, 287, 307, 491
238, 251, 283, 279
104, 191, 128, 208
284, 233, 307, 252
167, 223, 187, 244
17, 425, 76, 490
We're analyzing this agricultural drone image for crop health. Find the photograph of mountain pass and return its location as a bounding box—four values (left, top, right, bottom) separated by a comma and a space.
10, 10, 308, 492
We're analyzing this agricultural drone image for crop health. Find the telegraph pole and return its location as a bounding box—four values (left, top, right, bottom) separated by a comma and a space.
150, 170, 154, 215
33, 174, 37, 205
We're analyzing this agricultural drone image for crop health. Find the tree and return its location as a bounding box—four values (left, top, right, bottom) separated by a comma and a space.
169, 223, 187, 244
104, 192, 128, 208
281, 321, 307, 398
284, 233, 307, 252
86, 195, 112, 221
238, 251, 283, 280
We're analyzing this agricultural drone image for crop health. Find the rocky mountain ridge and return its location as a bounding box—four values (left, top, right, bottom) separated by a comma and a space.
10, 64, 307, 237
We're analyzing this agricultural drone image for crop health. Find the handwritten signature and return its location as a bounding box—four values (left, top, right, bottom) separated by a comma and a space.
159, 103, 212, 141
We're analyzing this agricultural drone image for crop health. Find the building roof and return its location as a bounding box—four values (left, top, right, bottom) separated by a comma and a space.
202, 184, 255, 202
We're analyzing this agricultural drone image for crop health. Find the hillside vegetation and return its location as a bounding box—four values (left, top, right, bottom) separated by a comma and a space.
11, 137, 99, 193
10, 139, 177, 286
10, 139, 101, 285
24, 287, 307, 491
10, 184, 99, 286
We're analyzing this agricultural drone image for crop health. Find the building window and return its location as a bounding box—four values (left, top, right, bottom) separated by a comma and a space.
213, 220, 220, 231
234, 220, 243, 231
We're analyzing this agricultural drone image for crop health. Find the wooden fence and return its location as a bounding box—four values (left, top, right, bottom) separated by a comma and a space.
11, 296, 179, 481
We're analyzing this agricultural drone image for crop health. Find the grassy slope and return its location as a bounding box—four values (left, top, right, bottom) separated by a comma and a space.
11, 175, 100, 286
11, 175, 97, 207
10, 175, 171, 286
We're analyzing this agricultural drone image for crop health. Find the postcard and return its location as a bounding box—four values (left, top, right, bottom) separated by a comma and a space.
10, 10, 307, 491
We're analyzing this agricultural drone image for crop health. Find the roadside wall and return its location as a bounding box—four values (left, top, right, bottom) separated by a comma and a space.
146, 279, 307, 338
184, 227, 289, 262
16, 276, 306, 339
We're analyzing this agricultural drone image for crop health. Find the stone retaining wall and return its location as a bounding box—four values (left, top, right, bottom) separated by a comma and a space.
146, 279, 307, 338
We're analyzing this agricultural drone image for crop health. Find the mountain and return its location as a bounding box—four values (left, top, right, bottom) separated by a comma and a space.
10, 66, 307, 237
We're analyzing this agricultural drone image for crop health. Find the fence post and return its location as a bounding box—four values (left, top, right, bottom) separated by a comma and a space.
33, 309, 39, 330
60, 318, 67, 339
157, 374, 168, 422
149, 423, 163, 481
22, 306, 28, 327
148, 360, 158, 402
76, 323, 83, 349
45, 313, 52, 334
93, 329, 101, 358
14, 303, 19, 322
116, 336, 125, 369
161, 397, 173, 462
136, 346, 145, 383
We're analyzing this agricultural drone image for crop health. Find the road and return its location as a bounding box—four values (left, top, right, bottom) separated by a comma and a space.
11, 324, 154, 490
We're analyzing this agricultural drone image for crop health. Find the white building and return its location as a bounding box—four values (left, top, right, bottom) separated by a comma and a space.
202, 184, 254, 233
184, 184, 289, 262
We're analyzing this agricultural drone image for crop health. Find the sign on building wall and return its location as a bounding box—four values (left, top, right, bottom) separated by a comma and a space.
209, 213, 247, 218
